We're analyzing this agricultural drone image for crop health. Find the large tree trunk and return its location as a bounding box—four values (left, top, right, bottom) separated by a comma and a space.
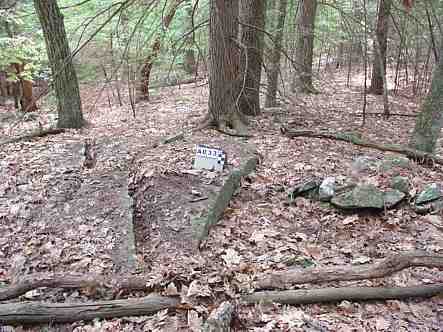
207, 0, 247, 134
370, 0, 392, 95
292, 0, 318, 93
265, 0, 288, 107
137, 0, 182, 101
34, 0, 83, 129
238, 0, 266, 116
409, 37, 443, 153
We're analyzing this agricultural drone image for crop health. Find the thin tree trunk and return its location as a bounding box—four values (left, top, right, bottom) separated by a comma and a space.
34, 0, 83, 129
137, 0, 183, 101
265, 0, 287, 107
370, 0, 391, 95
292, 0, 318, 93
238, 0, 266, 116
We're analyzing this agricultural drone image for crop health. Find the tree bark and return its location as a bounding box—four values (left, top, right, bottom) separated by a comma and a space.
265, 0, 287, 107
207, 0, 247, 134
238, 0, 266, 116
34, 0, 83, 129
409, 35, 443, 153
370, 0, 392, 95
0, 295, 179, 325
292, 0, 318, 93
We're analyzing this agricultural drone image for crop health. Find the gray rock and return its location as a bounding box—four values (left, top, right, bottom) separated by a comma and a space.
319, 177, 336, 202
391, 176, 410, 194
351, 156, 379, 174
383, 189, 406, 209
379, 155, 411, 173
331, 184, 384, 210
416, 183, 441, 205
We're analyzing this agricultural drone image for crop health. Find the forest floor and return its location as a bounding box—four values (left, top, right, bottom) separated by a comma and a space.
0, 69, 442, 331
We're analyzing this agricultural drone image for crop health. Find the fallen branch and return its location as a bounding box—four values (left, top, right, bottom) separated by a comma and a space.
256, 251, 443, 290
0, 128, 64, 146
243, 284, 443, 305
0, 295, 180, 325
281, 127, 443, 165
0, 273, 150, 301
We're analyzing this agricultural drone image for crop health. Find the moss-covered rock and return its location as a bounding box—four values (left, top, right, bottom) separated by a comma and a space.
390, 176, 410, 194
416, 183, 441, 205
331, 184, 384, 210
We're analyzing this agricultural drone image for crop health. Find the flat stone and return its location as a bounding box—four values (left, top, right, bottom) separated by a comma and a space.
331, 184, 384, 210
319, 177, 336, 202
416, 183, 441, 205
383, 189, 406, 209
391, 176, 410, 194
351, 156, 379, 173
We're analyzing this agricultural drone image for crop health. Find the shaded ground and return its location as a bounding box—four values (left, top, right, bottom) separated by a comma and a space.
0, 70, 442, 331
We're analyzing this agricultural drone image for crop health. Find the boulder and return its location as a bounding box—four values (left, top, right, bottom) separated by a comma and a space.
331, 184, 384, 210
379, 155, 411, 173
319, 177, 336, 202
390, 176, 410, 194
383, 189, 406, 209
416, 183, 441, 205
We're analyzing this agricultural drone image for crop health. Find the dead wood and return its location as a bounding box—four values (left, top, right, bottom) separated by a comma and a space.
0, 295, 180, 325
0, 273, 150, 301
256, 251, 443, 290
281, 127, 443, 165
201, 301, 234, 332
0, 128, 64, 146
243, 284, 443, 305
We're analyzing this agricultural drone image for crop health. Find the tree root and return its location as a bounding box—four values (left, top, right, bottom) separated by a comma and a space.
256, 251, 443, 290
281, 127, 443, 165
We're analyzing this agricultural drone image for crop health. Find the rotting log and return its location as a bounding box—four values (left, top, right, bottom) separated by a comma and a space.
0, 295, 180, 325
0, 273, 152, 301
256, 251, 443, 290
0, 128, 64, 146
243, 284, 443, 305
201, 301, 234, 332
281, 127, 443, 165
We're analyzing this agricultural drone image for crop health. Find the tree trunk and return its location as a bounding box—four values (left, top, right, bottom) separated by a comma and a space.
370, 0, 392, 95
183, 0, 197, 76
265, 0, 287, 108
34, 0, 83, 129
238, 0, 266, 116
409, 36, 443, 153
137, 0, 182, 101
292, 0, 318, 93
207, 0, 247, 134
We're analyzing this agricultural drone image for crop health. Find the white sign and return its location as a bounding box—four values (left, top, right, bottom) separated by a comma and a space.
193, 145, 226, 172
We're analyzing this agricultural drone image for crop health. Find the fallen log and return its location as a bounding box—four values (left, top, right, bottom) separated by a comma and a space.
0, 295, 180, 325
256, 251, 443, 290
281, 127, 443, 165
243, 284, 443, 305
0, 273, 150, 301
0, 127, 64, 146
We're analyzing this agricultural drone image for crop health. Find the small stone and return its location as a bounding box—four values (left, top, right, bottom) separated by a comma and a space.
416, 183, 441, 205
383, 189, 405, 209
351, 156, 379, 174
319, 177, 336, 202
331, 184, 384, 210
390, 176, 410, 194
